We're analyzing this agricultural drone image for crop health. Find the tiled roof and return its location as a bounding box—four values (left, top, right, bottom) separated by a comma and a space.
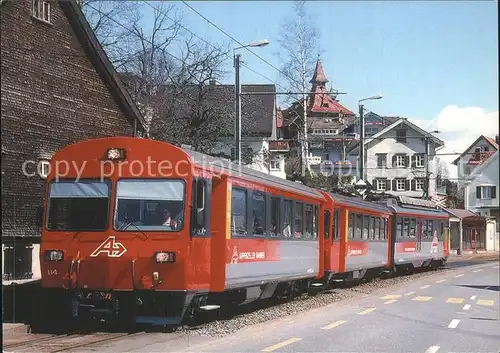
310, 58, 328, 84
452, 135, 499, 165
484, 136, 499, 150
443, 208, 481, 219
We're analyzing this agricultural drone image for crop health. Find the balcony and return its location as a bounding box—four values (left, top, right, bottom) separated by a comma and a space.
269, 140, 289, 152
467, 151, 494, 165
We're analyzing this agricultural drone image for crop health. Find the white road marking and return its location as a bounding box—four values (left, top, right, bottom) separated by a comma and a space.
420, 284, 431, 289
448, 319, 460, 329
453, 274, 464, 278
463, 304, 471, 311
425, 345, 440, 353
436, 279, 446, 283
472, 269, 484, 273
493, 265, 499, 269
470, 295, 476, 300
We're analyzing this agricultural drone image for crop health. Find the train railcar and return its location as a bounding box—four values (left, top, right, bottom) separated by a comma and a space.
383, 196, 449, 272
36, 136, 326, 329
321, 192, 393, 282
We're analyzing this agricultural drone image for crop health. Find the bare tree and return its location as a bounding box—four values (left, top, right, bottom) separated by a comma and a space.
275, 0, 322, 176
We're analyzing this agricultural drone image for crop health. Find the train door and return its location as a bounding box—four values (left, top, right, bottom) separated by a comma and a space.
324, 210, 331, 271
416, 218, 423, 254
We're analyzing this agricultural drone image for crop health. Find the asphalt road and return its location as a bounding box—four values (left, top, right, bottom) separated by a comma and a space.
136, 260, 499, 353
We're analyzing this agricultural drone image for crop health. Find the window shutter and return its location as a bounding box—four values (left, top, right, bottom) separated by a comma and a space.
386, 179, 391, 191
405, 179, 410, 191
411, 179, 416, 191
492, 186, 497, 199
411, 155, 416, 168
392, 179, 397, 191
405, 155, 410, 167
392, 155, 397, 167
476, 186, 481, 199
373, 180, 378, 191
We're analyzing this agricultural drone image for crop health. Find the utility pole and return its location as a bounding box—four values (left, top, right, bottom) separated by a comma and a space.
424, 136, 430, 199
234, 54, 241, 165
359, 103, 365, 181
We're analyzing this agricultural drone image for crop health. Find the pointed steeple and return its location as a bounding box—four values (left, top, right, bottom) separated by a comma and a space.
310, 54, 328, 86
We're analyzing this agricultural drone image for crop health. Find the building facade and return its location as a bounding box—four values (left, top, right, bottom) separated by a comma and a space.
1, 0, 146, 282
464, 150, 499, 224
349, 118, 445, 198
281, 57, 356, 178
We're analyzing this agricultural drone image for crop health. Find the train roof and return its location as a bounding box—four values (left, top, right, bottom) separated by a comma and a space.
380, 197, 449, 218
330, 192, 392, 214
183, 148, 324, 200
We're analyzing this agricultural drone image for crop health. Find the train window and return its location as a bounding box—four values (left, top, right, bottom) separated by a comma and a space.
396, 217, 403, 239
191, 179, 207, 236
47, 179, 110, 231
304, 204, 314, 239
231, 188, 247, 236
282, 200, 292, 237
439, 222, 445, 241
348, 212, 354, 239
324, 211, 331, 239
362, 215, 369, 240
251, 192, 266, 235
355, 214, 362, 239
374, 217, 380, 240
402, 218, 409, 238
334, 209, 340, 240
270, 197, 280, 237
114, 179, 185, 232
422, 220, 428, 239
427, 220, 433, 239
369, 216, 375, 240
409, 218, 416, 238
295, 202, 304, 238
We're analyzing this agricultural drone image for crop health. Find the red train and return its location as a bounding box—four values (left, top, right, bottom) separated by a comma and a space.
36, 137, 449, 329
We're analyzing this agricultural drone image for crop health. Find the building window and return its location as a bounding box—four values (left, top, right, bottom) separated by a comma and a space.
415, 178, 425, 191
33, 0, 51, 23
39, 160, 50, 179
376, 179, 387, 191
396, 129, 407, 143
476, 186, 497, 199
414, 154, 424, 168
396, 178, 406, 191
270, 158, 280, 171
3, 244, 34, 281
376, 154, 387, 168
393, 154, 407, 167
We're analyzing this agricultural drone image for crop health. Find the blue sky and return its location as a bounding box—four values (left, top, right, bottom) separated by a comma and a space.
147, 0, 499, 122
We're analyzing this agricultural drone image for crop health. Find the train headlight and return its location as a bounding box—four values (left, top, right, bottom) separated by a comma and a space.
155, 251, 176, 263
106, 148, 126, 160
44, 250, 64, 262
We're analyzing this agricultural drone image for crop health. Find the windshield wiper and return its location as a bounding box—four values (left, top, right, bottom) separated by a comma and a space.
116, 213, 148, 240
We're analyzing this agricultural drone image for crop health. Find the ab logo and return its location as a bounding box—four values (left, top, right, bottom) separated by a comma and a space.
430, 230, 438, 254
230, 246, 239, 264
90, 236, 127, 258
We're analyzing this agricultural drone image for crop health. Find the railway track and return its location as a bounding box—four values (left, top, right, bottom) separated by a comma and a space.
3, 331, 148, 352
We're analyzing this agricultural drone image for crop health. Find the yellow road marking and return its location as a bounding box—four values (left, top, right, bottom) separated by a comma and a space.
472, 269, 484, 273
261, 338, 302, 352
384, 299, 397, 304
321, 320, 346, 330
420, 285, 431, 289
413, 296, 432, 302
358, 308, 376, 315
477, 299, 494, 306
446, 298, 464, 304
436, 279, 446, 283
404, 291, 416, 296
453, 274, 464, 278
381, 294, 402, 300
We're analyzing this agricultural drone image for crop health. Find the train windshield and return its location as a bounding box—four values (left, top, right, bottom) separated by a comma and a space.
46, 179, 110, 231
114, 179, 185, 232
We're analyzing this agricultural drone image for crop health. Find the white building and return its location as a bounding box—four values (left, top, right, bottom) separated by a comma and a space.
464, 150, 499, 221
452, 135, 499, 191
349, 118, 445, 198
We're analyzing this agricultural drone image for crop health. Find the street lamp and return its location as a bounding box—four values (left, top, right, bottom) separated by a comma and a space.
234, 39, 270, 165
358, 94, 383, 181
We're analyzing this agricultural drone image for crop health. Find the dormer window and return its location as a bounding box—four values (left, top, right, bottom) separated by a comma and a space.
33, 0, 51, 23
321, 103, 329, 108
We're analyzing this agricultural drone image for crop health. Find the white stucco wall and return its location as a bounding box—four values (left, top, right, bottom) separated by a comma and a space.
465, 152, 499, 214
363, 129, 439, 197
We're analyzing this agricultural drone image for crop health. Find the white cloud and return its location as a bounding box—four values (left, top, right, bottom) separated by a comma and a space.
409, 105, 499, 180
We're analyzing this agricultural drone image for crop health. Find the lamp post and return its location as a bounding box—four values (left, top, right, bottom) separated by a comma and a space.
358, 94, 383, 181
233, 39, 270, 164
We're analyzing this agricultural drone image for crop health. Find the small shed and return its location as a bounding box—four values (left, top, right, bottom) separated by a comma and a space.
443, 208, 487, 254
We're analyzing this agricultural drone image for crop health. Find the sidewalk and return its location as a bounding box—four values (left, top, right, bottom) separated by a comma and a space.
447, 251, 499, 262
